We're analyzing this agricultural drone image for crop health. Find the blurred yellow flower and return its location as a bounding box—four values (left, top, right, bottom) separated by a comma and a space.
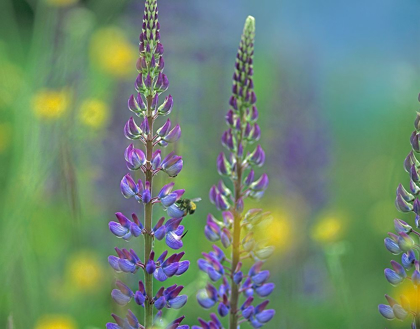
32, 89, 70, 120
255, 209, 295, 253
79, 98, 109, 129
66, 251, 103, 292
312, 213, 345, 244
34, 314, 77, 329
0, 123, 12, 153
395, 280, 420, 313
44, 0, 78, 7
90, 27, 137, 78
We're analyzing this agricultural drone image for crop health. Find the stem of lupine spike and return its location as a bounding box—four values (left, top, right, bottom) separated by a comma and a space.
144, 94, 154, 328
229, 108, 245, 329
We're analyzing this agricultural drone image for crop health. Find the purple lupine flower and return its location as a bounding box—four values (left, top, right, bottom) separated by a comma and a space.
379, 101, 420, 327
195, 16, 275, 328
107, 1, 192, 327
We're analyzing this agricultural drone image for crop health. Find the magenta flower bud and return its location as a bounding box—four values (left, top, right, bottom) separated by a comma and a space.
236, 197, 244, 213
128, 94, 141, 114
237, 143, 244, 158
250, 105, 258, 121
124, 117, 142, 140
411, 164, 420, 182
395, 193, 413, 213
155, 72, 163, 89
162, 74, 169, 91
226, 110, 235, 126
244, 123, 252, 139
140, 117, 150, 135
221, 130, 235, 151
151, 93, 159, 112
136, 93, 147, 111
124, 144, 146, 170
411, 131, 420, 152
135, 73, 144, 92
209, 187, 220, 207
217, 153, 230, 176
163, 125, 181, 143
157, 120, 171, 138
151, 149, 161, 170
216, 194, 230, 211
158, 56, 165, 71
144, 73, 152, 88
250, 174, 269, 192
244, 169, 255, 186
249, 145, 265, 167
158, 95, 173, 115
120, 174, 138, 198
250, 91, 257, 104
156, 43, 164, 55
252, 123, 261, 141
150, 55, 156, 68
229, 96, 238, 110
410, 179, 420, 195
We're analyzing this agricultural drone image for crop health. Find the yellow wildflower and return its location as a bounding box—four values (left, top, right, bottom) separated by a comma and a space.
90, 27, 137, 78
312, 212, 346, 244
32, 89, 70, 120
34, 314, 76, 329
0, 123, 12, 153
44, 0, 78, 7
79, 98, 109, 129
66, 251, 103, 291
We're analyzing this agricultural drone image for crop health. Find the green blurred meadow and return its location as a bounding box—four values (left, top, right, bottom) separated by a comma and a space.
1, 0, 420, 328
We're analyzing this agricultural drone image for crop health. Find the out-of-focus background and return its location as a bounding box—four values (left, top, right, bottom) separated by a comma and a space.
1, 0, 420, 328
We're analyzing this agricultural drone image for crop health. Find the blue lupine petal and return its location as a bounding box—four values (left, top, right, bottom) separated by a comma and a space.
118, 259, 136, 273
176, 260, 190, 275
384, 268, 404, 286
166, 231, 183, 249
163, 263, 179, 277
154, 296, 166, 310
135, 291, 145, 306
252, 270, 270, 284
154, 268, 168, 282
168, 295, 188, 309
111, 289, 132, 305
197, 296, 216, 309
108, 256, 122, 272
378, 304, 395, 320
242, 305, 254, 319
167, 204, 185, 218
256, 283, 275, 297
155, 226, 166, 240
255, 309, 275, 323
207, 267, 222, 282
106, 324, 120, 329
250, 319, 263, 328
384, 237, 402, 255
161, 193, 178, 207
109, 222, 129, 237
130, 223, 142, 237
217, 303, 229, 317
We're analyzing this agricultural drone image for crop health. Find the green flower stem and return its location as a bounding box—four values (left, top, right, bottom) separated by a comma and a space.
144, 94, 155, 328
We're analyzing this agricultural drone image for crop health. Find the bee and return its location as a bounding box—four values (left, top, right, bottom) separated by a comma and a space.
175, 198, 201, 216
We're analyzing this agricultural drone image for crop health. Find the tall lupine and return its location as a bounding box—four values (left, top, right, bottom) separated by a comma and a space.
107, 1, 190, 328
194, 17, 275, 329
379, 99, 420, 328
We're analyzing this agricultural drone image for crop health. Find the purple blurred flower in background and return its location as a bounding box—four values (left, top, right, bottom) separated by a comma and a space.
194, 16, 275, 329
379, 96, 420, 328
106, 1, 191, 328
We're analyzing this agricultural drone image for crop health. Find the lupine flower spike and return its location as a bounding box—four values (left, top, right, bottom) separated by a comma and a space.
379, 96, 420, 328
107, 1, 191, 328
194, 16, 275, 329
